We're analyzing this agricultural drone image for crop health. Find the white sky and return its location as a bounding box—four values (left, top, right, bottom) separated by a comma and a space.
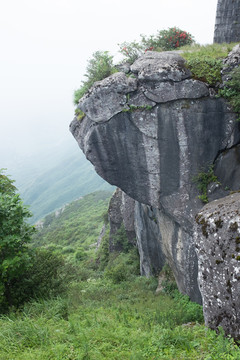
0, 0, 218, 165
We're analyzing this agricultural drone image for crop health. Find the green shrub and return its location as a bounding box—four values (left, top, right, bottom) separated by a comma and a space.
96, 229, 110, 270
193, 165, 220, 203
0, 168, 17, 194
74, 247, 87, 261
159, 263, 178, 295
44, 243, 62, 253
62, 246, 75, 254
112, 223, 134, 253
182, 43, 237, 87
0, 248, 77, 312
156, 27, 194, 50
74, 108, 85, 122
0, 170, 35, 312
219, 66, 240, 118
118, 27, 194, 63
118, 40, 146, 64
73, 51, 117, 104
155, 292, 203, 328
104, 250, 140, 284
185, 56, 223, 86
0, 171, 76, 311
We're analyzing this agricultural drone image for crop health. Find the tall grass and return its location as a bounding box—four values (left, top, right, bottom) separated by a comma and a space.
0, 276, 239, 359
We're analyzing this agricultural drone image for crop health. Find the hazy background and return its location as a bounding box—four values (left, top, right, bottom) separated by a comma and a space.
0, 0, 218, 221
1, 0, 217, 161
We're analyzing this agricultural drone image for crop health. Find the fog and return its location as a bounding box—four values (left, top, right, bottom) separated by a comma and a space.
0, 0, 218, 168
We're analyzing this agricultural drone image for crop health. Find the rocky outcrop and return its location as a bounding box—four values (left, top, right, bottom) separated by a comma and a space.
78, 72, 137, 122
194, 193, 240, 341
108, 188, 136, 251
221, 44, 240, 84
214, 0, 240, 44
135, 202, 201, 302
70, 51, 240, 306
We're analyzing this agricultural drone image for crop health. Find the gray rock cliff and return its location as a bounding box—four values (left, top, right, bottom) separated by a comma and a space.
194, 193, 240, 341
214, 0, 240, 44
70, 51, 240, 307
108, 188, 136, 251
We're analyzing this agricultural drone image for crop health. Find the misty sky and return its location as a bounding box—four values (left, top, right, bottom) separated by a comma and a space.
0, 0, 218, 166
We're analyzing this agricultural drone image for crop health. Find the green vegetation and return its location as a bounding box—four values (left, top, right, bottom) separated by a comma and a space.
73, 30, 239, 114
0, 278, 239, 359
73, 51, 117, 105
218, 66, 240, 119
0, 169, 35, 311
32, 191, 113, 261
122, 104, 153, 112
74, 27, 194, 103
74, 108, 86, 122
0, 170, 74, 312
193, 165, 220, 203
151, 27, 193, 50
0, 173, 240, 358
73, 33, 240, 121
182, 43, 236, 86
119, 39, 144, 64
111, 223, 134, 253
119, 27, 194, 63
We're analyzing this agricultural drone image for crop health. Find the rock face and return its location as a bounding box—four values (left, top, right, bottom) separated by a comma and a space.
70, 51, 240, 306
194, 193, 240, 341
214, 0, 240, 44
214, 144, 240, 192
221, 44, 240, 85
78, 72, 137, 122
134, 202, 200, 302
108, 188, 136, 251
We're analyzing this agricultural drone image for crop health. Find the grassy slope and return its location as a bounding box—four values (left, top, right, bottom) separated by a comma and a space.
32, 190, 113, 254
0, 278, 239, 359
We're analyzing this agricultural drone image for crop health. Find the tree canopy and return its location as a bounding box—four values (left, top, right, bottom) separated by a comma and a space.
0, 169, 35, 310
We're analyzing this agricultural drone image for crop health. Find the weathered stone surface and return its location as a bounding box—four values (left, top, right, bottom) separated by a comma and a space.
194, 193, 240, 340
135, 202, 164, 277
121, 191, 136, 241
214, 0, 240, 43
128, 89, 156, 107
214, 144, 240, 192
221, 43, 240, 83
135, 202, 201, 303
223, 44, 240, 68
142, 79, 209, 103
71, 98, 239, 214
116, 62, 131, 74
108, 188, 136, 251
70, 50, 240, 305
78, 72, 137, 122
70, 95, 239, 303
130, 51, 191, 82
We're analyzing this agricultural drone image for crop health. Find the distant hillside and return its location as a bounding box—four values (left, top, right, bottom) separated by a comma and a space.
5, 137, 114, 223
32, 190, 112, 256
22, 152, 113, 224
